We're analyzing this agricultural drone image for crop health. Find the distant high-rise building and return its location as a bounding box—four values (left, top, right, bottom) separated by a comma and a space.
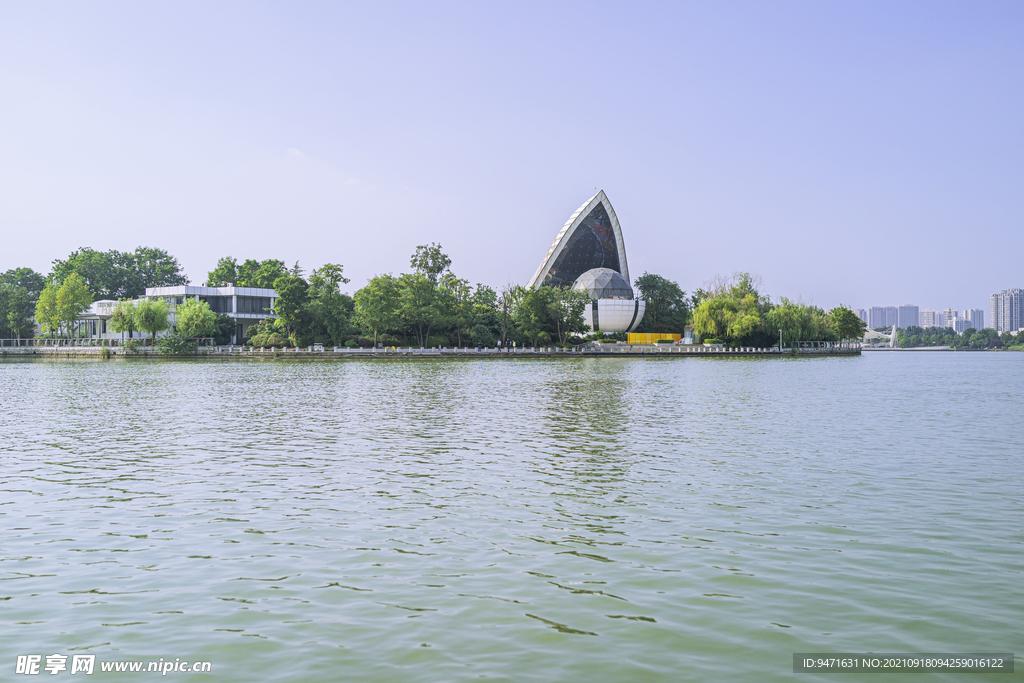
951, 318, 973, 334
868, 306, 899, 329
856, 309, 868, 324
868, 306, 886, 329
897, 304, 919, 329
919, 309, 943, 328
990, 289, 1024, 332
942, 308, 959, 329
965, 309, 984, 330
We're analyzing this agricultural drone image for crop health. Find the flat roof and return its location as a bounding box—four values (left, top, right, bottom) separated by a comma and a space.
145, 286, 277, 297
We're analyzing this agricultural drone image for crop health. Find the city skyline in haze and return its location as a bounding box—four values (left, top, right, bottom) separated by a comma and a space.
1, 1, 1022, 312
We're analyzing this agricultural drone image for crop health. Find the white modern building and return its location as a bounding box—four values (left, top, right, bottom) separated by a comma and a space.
79, 286, 277, 343
529, 191, 645, 334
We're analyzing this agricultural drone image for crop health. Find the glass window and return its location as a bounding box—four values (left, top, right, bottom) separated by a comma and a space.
543, 202, 621, 288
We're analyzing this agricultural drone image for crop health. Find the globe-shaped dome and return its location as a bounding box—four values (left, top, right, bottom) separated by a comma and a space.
572, 268, 634, 299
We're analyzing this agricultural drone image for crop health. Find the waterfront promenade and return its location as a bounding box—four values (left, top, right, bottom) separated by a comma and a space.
1, 341, 861, 359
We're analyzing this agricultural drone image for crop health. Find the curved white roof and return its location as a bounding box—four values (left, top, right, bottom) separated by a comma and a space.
527, 190, 630, 289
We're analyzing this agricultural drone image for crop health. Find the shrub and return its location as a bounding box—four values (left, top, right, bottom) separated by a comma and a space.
265, 333, 289, 348
157, 332, 197, 355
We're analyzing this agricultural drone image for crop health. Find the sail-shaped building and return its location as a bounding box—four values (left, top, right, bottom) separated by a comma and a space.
529, 191, 645, 333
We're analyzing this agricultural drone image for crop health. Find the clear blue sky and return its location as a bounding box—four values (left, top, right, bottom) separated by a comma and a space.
1, 1, 1021, 312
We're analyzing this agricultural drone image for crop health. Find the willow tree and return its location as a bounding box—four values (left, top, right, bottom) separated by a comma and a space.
691, 273, 772, 346
34, 285, 61, 338
135, 299, 169, 343
110, 300, 138, 339
175, 298, 216, 339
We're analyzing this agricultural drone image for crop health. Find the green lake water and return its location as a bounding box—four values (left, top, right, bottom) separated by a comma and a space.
1, 354, 1021, 681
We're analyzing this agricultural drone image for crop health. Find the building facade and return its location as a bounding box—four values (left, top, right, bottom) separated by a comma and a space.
868, 306, 898, 330
918, 309, 943, 328
79, 286, 277, 343
950, 318, 973, 334
529, 191, 644, 334
897, 304, 919, 329
145, 286, 277, 343
942, 308, 959, 329
965, 308, 984, 330
990, 288, 1024, 332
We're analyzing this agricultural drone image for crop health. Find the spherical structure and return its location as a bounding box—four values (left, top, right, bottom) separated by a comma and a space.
582, 299, 646, 334
572, 268, 634, 299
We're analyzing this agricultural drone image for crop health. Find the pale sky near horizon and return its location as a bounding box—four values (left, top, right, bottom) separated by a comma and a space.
1, 1, 1021, 313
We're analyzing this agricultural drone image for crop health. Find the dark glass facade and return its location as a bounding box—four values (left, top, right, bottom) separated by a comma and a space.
236, 297, 272, 315
200, 296, 233, 314
541, 203, 621, 288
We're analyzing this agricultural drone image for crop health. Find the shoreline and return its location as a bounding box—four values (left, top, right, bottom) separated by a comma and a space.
0, 346, 863, 360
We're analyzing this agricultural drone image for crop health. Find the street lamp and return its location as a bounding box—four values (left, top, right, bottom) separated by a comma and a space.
779, 329, 783, 352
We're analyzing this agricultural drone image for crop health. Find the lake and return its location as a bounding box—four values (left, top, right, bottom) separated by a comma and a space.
2, 353, 1021, 681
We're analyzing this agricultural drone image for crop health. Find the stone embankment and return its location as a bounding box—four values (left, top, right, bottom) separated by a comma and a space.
1, 342, 861, 359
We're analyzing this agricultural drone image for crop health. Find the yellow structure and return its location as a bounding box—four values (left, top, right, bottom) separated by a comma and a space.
627, 332, 681, 344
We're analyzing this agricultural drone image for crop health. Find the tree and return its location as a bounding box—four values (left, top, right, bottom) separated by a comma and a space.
109, 300, 139, 339
440, 275, 473, 347
35, 285, 61, 338
50, 246, 187, 299
633, 273, 690, 333
55, 273, 93, 339
213, 314, 235, 345
124, 247, 189, 295
829, 305, 868, 341
308, 263, 350, 293
135, 299, 169, 342
175, 298, 216, 339
515, 287, 557, 347
410, 243, 451, 284
207, 257, 239, 287
0, 285, 34, 341
766, 299, 836, 346
549, 287, 591, 344
1, 268, 47, 300
50, 248, 114, 299
354, 274, 402, 347
469, 284, 499, 346
307, 264, 353, 346
398, 273, 440, 347
248, 259, 288, 289
497, 283, 526, 345
691, 273, 773, 346
210, 257, 288, 288
272, 274, 310, 342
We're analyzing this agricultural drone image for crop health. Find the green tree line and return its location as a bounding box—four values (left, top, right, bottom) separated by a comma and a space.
234, 245, 695, 349
895, 326, 1019, 349
6, 246, 919, 352
690, 273, 867, 347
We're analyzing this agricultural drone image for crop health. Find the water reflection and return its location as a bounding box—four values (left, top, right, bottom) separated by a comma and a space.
0, 355, 1021, 683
